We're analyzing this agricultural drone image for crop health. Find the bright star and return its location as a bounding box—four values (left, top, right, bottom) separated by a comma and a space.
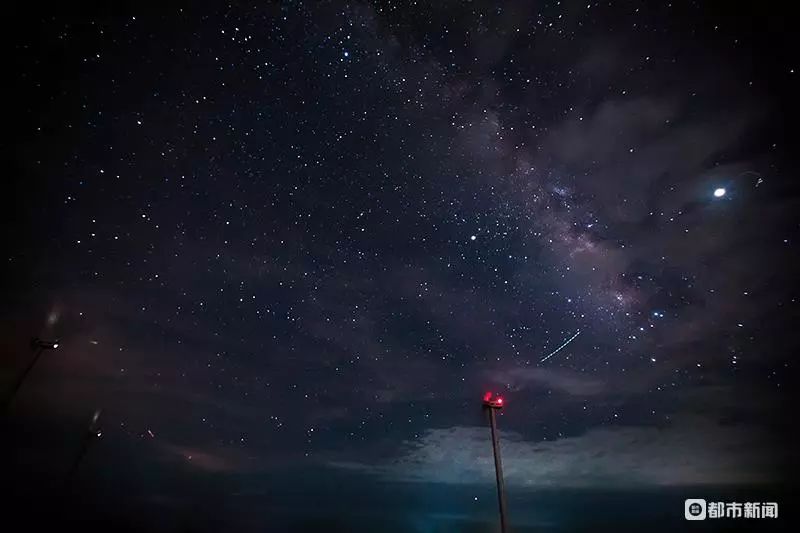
713, 187, 726, 198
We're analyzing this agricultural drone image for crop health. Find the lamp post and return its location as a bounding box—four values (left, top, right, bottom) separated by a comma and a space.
4, 337, 60, 411
63, 409, 103, 491
483, 392, 508, 533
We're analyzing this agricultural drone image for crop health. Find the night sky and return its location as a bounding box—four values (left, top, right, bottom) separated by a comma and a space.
3, 1, 798, 531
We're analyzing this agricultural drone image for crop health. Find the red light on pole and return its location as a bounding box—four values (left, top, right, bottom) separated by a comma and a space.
483, 391, 504, 409
482, 392, 508, 533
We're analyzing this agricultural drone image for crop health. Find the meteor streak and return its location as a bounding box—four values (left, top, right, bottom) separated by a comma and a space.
540, 330, 581, 363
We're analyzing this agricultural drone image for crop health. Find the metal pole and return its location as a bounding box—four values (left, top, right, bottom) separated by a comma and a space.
63, 410, 102, 492
63, 431, 93, 490
488, 407, 508, 533
4, 347, 44, 411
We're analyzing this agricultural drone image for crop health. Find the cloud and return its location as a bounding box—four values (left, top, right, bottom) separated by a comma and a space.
331, 416, 780, 487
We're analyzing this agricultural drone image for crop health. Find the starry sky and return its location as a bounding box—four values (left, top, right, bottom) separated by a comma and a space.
3, 1, 798, 531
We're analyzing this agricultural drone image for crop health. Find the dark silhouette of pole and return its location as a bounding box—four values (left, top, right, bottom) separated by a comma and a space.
63, 409, 102, 491
483, 392, 508, 533
4, 338, 59, 412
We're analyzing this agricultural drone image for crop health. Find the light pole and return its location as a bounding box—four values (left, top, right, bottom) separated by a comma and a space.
483, 391, 508, 533
63, 409, 103, 491
4, 337, 60, 411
